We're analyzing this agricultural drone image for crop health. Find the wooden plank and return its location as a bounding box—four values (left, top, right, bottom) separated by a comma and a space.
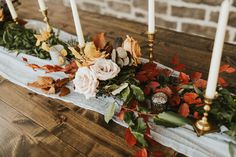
0, 99, 84, 157
0, 80, 140, 156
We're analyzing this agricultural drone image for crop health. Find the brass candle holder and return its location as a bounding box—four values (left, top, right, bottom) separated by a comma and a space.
13, 17, 18, 24
193, 96, 219, 136
147, 32, 155, 62
41, 9, 52, 32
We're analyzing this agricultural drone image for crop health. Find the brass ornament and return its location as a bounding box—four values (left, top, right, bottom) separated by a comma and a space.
41, 10, 52, 32
193, 97, 219, 136
147, 32, 155, 62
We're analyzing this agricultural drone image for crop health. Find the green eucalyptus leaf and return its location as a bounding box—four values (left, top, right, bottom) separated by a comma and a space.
133, 118, 147, 134
124, 112, 135, 126
120, 86, 131, 102
132, 131, 148, 147
104, 102, 116, 123
229, 142, 235, 157
130, 85, 145, 102
180, 85, 194, 89
154, 112, 191, 127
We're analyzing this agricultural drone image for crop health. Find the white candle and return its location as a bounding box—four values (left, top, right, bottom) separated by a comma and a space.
205, 0, 230, 99
148, 0, 155, 34
70, 0, 85, 47
5, 0, 18, 19
38, 0, 47, 11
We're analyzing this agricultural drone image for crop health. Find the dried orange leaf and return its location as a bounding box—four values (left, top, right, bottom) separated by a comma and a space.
59, 87, 70, 97
55, 78, 70, 88
93, 33, 106, 50
37, 76, 54, 85
42, 86, 56, 94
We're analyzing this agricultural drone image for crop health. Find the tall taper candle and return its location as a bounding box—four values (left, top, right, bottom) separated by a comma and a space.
5, 0, 17, 19
205, 0, 230, 99
38, 0, 47, 11
148, 0, 155, 33
69, 0, 85, 47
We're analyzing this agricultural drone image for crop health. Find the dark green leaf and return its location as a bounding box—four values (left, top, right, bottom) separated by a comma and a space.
130, 85, 145, 102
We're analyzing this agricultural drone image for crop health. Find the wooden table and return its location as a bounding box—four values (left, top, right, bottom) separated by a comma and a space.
0, 0, 235, 157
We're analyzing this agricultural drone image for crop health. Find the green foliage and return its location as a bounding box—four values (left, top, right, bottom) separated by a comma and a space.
130, 85, 145, 102
104, 102, 116, 123
154, 112, 191, 127
0, 22, 51, 59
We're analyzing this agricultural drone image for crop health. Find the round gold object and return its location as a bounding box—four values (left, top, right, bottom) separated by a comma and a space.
203, 105, 211, 111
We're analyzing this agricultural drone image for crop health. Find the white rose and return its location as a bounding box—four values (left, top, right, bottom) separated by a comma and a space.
73, 67, 99, 99
91, 59, 120, 81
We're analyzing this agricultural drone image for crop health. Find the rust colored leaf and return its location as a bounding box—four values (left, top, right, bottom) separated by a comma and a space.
155, 86, 173, 97
183, 92, 202, 104
220, 64, 236, 73
190, 72, 202, 81
135, 148, 148, 157
171, 55, 179, 65
42, 86, 56, 94
93, 33, 106, 50
193, 79, 207, 89
193, 111, 199, 119
55, 78, 70, 88
174, 63, 186, 71
42, 65, 63, 73
169, 94, 181, 107
179, 72, 190, 84
179, 103, 190, 117
37, 76, 54, 85
218, 77, 228, 87
27, 64, 41, 71
59, 87, 70, 97
171, 55, 186, 71
22, 57, 28, 62
125, 128, 137, 147
226, 67, 236, 73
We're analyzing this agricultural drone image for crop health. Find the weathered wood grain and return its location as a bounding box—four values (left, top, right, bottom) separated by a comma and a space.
0, 99, 84, 157
0, 78, 176, 157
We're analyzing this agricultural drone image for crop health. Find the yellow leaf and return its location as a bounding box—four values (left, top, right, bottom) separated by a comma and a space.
41, 42, 50, 52
84, 42, 106, 61
68, 47, 83, 60
34, 30, 51, 46
60, 49, 68, 57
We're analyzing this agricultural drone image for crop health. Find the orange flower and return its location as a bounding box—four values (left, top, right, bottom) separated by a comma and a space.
123, 35, 141, 66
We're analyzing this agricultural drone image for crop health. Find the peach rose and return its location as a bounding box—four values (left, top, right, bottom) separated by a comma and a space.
91, 58, 120, 81
73, 67, 99, 99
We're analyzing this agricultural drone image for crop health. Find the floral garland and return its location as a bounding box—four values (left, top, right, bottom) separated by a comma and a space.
0, 11, 236, 157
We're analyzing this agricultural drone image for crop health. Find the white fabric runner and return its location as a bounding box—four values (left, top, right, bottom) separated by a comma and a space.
0, 20, 235, 157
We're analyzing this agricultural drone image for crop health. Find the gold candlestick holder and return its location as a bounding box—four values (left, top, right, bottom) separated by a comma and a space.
13, 17, 18, 24
41, 9, 52, 32
193, 96, 219, 136
147, 32, 155, 62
